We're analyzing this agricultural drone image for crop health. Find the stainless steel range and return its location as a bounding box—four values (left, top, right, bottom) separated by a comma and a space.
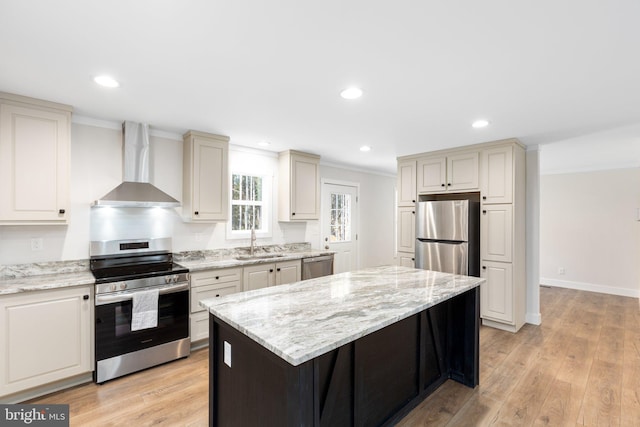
90, 237, 190, 383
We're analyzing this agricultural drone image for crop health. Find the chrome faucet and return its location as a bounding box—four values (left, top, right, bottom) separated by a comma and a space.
250, 227, 256, 256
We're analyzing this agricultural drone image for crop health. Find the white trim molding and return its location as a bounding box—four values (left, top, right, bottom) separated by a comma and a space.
540, 277, 640, 298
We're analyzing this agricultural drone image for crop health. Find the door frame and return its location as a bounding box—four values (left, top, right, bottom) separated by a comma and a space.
320, 178, 360, 271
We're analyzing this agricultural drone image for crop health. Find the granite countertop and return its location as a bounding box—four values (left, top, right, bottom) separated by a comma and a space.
176, 249, 334, 272
200, 265, 485, 366
0, 260, 94, 296
0, 243, 334, 295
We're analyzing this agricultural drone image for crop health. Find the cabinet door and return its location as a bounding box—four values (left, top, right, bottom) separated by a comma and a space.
417, 156, 446, 193
190, 311, 209, 343
191, 135, 228, 221
291, 154, 320, 220
276, 260, 301, 285
397, 207, 415, 253
447, 152, 479, 191
481, 146, 513, 204
481, 204, 513, 262
243, 264, 275, 291
397, 252, 415, 268
397, 160, 417, 206
0, 101, 70, 224
481, 261, 513, 323
0, 286, 92, 397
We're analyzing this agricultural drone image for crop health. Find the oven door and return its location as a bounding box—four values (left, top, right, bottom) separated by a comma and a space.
95, 282, 189, 362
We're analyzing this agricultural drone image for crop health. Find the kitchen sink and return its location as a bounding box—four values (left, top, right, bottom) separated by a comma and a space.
235, 254, 287, 260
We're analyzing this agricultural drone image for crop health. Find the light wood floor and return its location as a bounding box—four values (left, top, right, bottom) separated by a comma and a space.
29, 286, 640, 426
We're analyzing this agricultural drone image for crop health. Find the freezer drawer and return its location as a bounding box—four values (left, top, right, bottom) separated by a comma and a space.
415, 240, 468, 275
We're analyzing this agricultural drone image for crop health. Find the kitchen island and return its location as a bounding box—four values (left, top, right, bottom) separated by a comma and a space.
201, 265, 484, 427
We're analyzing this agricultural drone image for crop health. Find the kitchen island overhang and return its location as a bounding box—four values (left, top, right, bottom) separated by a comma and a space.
201, 265, 484, 427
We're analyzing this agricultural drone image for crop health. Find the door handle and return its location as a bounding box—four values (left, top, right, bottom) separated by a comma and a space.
325, 245, 329, 250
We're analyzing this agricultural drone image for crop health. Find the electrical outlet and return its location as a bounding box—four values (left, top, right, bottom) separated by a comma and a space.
558, 267, 565, 275
224, 341, 232, 367
31, 238, 44, 251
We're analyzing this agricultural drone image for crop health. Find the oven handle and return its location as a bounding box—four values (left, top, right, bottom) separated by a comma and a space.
95, 282, 189, 306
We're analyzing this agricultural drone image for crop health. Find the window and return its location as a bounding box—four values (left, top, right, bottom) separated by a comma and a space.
229, 173, 271, 237
329, 192, 352, 242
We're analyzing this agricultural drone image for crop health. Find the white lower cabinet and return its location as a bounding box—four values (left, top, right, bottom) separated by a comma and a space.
190, 268, 242, 343
397, 252, 415, 268
480, 261, 513, 324
243, 260, 301, 291
0, 286, 93, 398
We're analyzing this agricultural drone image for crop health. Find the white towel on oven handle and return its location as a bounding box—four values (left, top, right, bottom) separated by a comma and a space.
131, 288, 159, 331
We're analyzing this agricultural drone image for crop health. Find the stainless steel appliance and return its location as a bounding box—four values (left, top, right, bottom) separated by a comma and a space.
302, 255, 334, 280
415, 199, 480, 276
90, 238, 190, 383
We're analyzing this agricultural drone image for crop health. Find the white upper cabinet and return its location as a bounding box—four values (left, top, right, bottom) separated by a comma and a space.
278, 150, 320, 221
397, 159, 417, 206
481, 145, 513, 204
183, 130, 229, 222
0, 92, 72, 225
417, 151, 479, 193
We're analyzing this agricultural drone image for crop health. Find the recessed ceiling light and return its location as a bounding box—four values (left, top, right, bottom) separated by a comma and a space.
360, 145, 371, 152
258, 141, 270, 147
94, 75, 120, 88
472, 119, 490, 128
340, 87, 363, 100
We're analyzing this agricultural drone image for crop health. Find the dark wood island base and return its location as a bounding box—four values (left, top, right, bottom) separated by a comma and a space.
208, 287, 479, 427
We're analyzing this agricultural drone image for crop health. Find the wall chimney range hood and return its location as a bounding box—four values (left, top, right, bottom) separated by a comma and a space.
92, 121, 180, 208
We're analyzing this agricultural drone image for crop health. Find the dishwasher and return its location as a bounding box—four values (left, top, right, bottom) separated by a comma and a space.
302, 255, 334, 279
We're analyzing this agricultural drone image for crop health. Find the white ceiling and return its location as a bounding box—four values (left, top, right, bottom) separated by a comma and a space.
2, 0, 639, 174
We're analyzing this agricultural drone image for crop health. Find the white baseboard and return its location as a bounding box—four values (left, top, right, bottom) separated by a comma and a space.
526, 312, 542, 325
540, 277, 640, 298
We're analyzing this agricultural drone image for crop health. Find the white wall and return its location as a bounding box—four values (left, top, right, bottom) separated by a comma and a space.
539, 168, 640, 297
0, 121, 396, 267
319, 165, 396, 269
539, 125, 640, 298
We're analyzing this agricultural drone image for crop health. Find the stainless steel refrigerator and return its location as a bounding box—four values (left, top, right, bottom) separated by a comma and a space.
415, 199, 480, 277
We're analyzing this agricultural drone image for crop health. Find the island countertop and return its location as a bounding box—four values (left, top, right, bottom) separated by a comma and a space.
200, 265, 485, 366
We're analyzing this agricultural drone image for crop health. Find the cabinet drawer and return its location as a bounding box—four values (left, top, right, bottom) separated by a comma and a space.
191, 282, 240, 312
191, 267, 241, 288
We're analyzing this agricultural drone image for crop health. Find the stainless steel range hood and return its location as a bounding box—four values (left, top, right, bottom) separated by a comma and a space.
92, 121, 180, 208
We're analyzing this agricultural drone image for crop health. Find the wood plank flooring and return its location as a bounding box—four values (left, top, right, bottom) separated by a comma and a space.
28, 286, 640, 426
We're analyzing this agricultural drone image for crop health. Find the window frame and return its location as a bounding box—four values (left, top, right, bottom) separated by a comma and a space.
226, 172, 273, 240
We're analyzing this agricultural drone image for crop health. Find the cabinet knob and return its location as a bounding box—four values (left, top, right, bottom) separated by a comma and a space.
58, 209, 66, 214
411, 258, 415, 261
412, 200, 416, 203
482, 210, 487, 214
482, 196, 487, 200
447, 183, 451, 186
412, 211, 415, 214
215, 276, 220, 280
269, 269, 274, 273
441, 183, 445, 187
482, 266, 487, 270
83, 295, 89, 300
215, 294, 220, 297
325, 245, 329, 249
194, 211, 199, 216
277, 268, 281, 272
292, 212, 296, 216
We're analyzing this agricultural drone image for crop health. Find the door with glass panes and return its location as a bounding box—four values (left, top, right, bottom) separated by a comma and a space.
321, 182, 358, 274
